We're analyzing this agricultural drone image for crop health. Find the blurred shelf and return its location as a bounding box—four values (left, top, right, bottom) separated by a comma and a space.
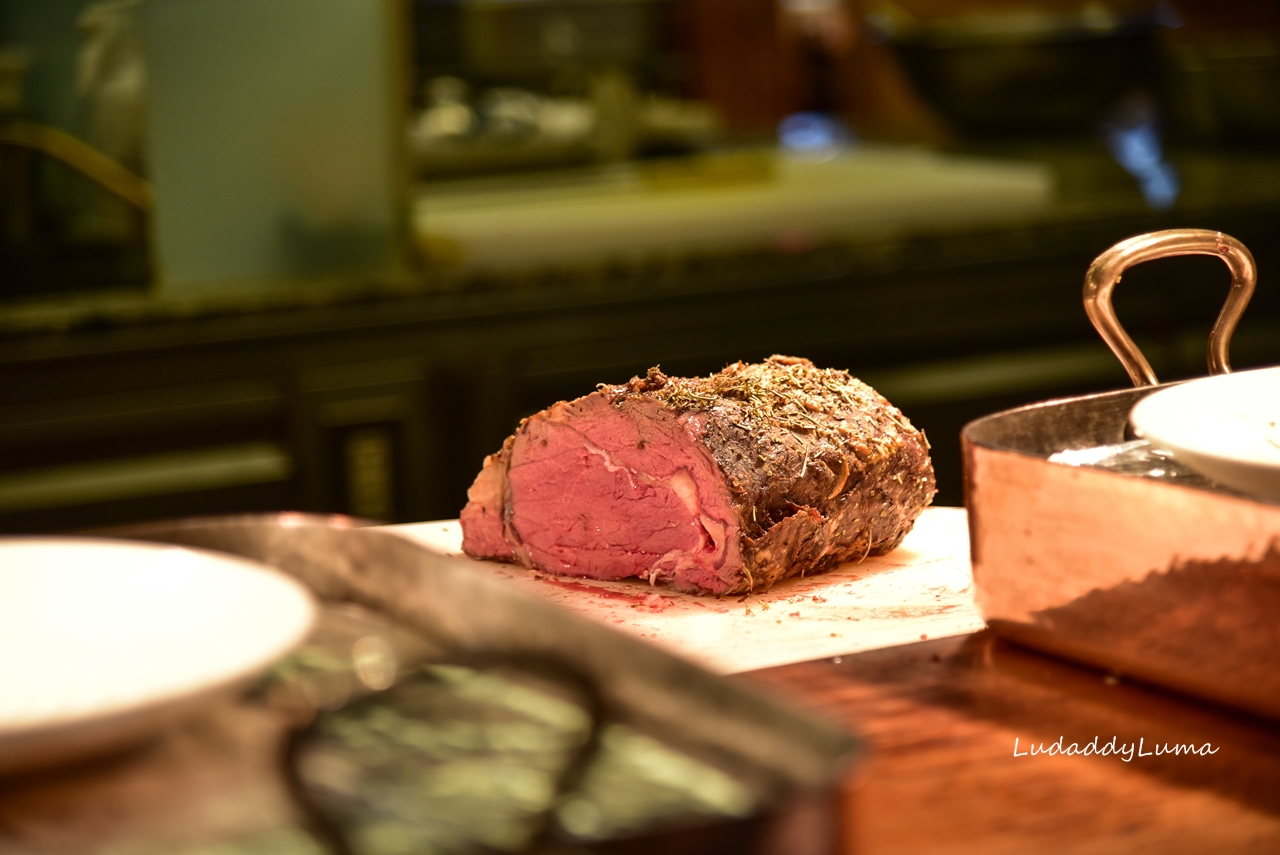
1, 141, 1279, 525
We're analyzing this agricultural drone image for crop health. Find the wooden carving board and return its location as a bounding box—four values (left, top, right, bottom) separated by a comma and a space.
388, 506, 984, 674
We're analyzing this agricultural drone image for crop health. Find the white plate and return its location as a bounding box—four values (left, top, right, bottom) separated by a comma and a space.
1130, 365, 1280, 502
0, 538, 315, 776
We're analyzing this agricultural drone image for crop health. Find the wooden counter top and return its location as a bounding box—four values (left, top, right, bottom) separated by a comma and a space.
4, 628, 1276, 854
747, 632, 1280, 854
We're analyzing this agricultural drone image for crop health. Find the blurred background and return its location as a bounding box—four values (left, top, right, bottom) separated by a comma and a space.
1, 0, 1279, 531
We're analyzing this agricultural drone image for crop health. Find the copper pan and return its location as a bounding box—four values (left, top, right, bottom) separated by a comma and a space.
962, 229, 1280, 721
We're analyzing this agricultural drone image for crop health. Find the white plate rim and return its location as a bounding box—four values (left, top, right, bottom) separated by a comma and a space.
0, 537, 315, 771
1130, 366, 1280, 495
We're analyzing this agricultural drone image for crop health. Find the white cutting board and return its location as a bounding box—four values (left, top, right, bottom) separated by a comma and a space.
388, 506, 982, 674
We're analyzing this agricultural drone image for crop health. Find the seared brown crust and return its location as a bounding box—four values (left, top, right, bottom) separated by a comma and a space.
602, 355, 935, 592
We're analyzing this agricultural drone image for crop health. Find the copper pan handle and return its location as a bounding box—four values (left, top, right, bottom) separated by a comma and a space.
1083, 229, 1256, 387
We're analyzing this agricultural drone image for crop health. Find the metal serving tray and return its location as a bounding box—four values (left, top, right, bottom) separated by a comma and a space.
963, 229, 1280, 721
107, 513, 861, 855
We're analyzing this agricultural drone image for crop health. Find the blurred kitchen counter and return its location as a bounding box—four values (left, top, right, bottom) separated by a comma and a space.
1, 142, 1280, 530
415, 147, 1054, 276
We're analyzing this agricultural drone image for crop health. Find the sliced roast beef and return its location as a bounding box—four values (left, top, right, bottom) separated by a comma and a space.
460, 355, 935, 594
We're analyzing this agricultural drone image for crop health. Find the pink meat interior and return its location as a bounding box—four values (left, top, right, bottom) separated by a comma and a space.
505, 395, 742, 593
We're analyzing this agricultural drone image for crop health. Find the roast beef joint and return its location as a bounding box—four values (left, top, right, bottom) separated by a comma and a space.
460, 356, 935, 594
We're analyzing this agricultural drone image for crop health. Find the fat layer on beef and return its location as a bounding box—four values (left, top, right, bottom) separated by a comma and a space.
460, 355, 935, 594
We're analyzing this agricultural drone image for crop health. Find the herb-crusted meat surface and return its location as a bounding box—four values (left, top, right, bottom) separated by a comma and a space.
460, 356, 935, 594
